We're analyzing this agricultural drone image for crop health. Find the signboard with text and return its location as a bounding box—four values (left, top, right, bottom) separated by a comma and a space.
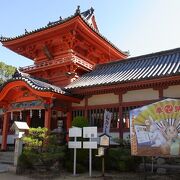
130, 98, 180, 157
11, 100, 44, 110
103, 110, 112, 135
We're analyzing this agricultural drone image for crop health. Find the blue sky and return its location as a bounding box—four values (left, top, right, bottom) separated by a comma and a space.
0, 0, 180, 68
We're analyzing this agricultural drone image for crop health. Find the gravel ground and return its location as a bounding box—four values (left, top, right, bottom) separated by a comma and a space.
0, 171, 179, 180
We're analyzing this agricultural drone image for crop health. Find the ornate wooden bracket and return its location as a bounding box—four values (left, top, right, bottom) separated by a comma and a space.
43, 45, 53, 60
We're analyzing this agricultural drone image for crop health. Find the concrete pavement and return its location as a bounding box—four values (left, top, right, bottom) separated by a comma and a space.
0, 163, 12, 173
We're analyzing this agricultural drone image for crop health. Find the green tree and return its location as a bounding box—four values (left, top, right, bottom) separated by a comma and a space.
0, 61, 16, 84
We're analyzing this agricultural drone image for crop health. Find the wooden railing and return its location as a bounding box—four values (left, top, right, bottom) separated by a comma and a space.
20, 51, 94, 72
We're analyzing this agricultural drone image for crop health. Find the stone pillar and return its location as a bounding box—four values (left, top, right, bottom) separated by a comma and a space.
45, 108, 51, 130
1, 112, 9, 151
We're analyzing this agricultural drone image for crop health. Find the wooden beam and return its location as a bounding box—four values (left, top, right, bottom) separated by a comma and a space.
70, 75, 180, 95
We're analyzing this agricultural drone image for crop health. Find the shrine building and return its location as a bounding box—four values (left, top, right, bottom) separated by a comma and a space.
0, 7, 180, 150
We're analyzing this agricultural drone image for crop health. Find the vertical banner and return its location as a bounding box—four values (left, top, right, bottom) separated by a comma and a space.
130, 98, 180, 157
103, 110, 112, 135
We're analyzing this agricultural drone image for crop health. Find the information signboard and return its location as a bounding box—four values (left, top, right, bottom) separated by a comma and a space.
68, 141, 81, 149
83, 127, 97, 138
130, 98, 180, 157
69, 127, 82, 137
83, 141, 97, 149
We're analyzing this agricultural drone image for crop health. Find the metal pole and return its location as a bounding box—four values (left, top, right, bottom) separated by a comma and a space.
89, 148, 92, 177
102, 156, 105, 177
89, 136, 92, 177
143, 157, 147, 180
73, 137, 77, 176
151, 156, 154, 173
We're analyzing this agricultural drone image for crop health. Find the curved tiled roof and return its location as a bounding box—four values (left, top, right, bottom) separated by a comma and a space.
0, 70, 70, 96
0, 7, 128, 56
65, 48, 180, 90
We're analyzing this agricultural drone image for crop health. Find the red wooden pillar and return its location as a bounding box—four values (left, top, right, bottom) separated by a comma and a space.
119, 93, 123, 139
66, 111, 72, 131
26, 111, 31, 127
153, 87, 166, 100
1, 112, 9, 151
66, 110, 72, 142
158, 88, 164, 99
45, 108, 51, 130
84, 96, 88, 119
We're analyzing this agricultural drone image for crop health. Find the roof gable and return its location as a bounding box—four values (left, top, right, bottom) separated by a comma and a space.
0, 7, 128, 58
0, 69, 69, 95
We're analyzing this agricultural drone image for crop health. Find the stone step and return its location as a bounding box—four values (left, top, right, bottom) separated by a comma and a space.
0, 163, 12, 173
0, 151, 14, 164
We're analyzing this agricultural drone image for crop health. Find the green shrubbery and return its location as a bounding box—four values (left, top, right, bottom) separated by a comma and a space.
71, 116, 88, 127
17, 127, 65, 173
105, 147, 141, 171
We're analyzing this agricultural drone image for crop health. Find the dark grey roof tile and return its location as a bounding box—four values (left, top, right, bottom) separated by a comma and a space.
66, 48, 180, 90
0, 69, 73, 97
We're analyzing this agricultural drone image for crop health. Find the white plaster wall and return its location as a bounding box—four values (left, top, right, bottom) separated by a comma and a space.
88, 93, 119, 106
123, 132, 130, 140
0, 135, 15, 144
123, 88, 158, 102
109, 132, 119, 139
72, 99, 85, 107
163, 85, 180, 98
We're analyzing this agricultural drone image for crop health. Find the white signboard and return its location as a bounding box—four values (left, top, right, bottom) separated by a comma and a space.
134, 125, 151, 145
103, 110, 112, 135
83, 126, 98, 177
83, 141, 97, 149
83, 127, 97, 138
68, 127, 82, 176
68, 126, 98, 177
68, 141, 81, 149
69, 127, 82, 137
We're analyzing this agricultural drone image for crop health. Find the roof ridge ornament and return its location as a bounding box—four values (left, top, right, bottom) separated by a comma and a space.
75, 5, 81, 15
90, 7, 94, 13
25, 29, 28, 34
47, 16, 63, 26
13, 69, 30, 78
0, 35, 10, 41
